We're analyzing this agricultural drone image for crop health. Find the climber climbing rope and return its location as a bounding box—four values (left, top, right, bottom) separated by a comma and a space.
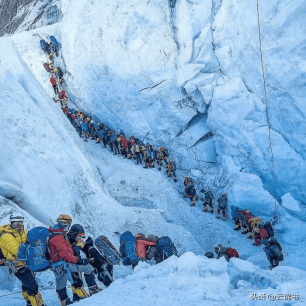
256, 0, 278, 216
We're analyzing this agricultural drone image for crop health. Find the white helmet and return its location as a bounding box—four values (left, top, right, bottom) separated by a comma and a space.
10, 212, 24, 223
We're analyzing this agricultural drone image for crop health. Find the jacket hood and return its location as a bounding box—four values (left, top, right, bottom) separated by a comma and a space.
49, 225, 65, 234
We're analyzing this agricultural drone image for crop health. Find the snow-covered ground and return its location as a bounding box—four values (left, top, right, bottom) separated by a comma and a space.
0, 0, 306, 305
1, 253, 306, 306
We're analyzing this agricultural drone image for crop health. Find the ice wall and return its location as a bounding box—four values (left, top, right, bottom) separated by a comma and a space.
58, 0, 306, 212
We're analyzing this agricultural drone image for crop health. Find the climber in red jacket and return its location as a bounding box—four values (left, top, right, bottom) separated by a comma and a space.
59, 90, 69, 108
48, 214, 95, 305
50, 76, 59, 94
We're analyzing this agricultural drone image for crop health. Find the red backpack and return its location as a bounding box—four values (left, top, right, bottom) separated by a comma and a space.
227, 247, 239, 258
260, 229, 268, 240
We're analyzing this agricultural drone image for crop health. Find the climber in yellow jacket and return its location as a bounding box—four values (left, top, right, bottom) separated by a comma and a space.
0, 212, 45, 306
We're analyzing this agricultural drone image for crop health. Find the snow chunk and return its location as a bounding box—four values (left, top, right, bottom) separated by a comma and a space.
228, 173, 277, 216
281, 193, 301, 212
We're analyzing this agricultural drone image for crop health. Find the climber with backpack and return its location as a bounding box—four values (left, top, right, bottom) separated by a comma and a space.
48, 214, 95, 306
154, 148, 163, 171
119, 231, 138, 268
146, 234, 178, 264
50, 36, 61, 57
59, 90, 68, 109
262, 237, 283, 270
231, 206, 242, 230
67, 224, 102, 301
185, 179, 197, 207
0, 212, 45, 306
40, 39, 53, 60
90, 235, 120, 287
50, 76, 59, 94
214, 243, 239, 262
167, 159, 177, 182
135, 233, 156, 262
56, 66, 64, 83
160, 147, 169, 167
201, 189, 214, 213
240, 209, 254, 235
250, 217, 263, 246
217, 194, 228, 221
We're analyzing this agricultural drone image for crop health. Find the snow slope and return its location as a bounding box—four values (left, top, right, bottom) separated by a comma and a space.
1, 253, 305, 306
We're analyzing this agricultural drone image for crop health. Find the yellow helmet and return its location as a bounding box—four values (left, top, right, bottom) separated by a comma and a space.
86, 118, 90, 122
54, 68, 58, 73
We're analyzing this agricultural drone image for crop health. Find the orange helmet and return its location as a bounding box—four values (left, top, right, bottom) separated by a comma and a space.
57, 214, 72, 224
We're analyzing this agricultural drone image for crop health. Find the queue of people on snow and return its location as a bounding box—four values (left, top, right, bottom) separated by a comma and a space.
40, 36, 68, 109
0, 213, 178, 306
61, 108, 179, 183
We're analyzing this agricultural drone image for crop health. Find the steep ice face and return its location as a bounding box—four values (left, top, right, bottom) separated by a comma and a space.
56, 0, 306, 210
211, 0, 306, 205
0, 0, 62, 36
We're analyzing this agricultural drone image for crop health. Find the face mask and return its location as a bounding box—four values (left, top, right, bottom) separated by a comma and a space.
11, 222, 23, 230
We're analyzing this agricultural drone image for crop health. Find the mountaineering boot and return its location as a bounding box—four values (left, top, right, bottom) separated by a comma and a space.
57, 288, 74, 305
71, 285, 89, 301
28, 292, 45, 306
203, 206, 208, 212
22, 291, 31, 306
241, 228, 248, 234
234, 224, 241, 231
222, 214, 226, 221
190, 201, 196, 207
61, 299, 74, 306
216, 212, 221, 218
174, 178, 177, 183
88, 285, 103, 295
210, 208, 214, 214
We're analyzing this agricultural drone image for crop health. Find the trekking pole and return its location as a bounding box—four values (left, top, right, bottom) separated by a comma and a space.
114, 101, 127, 117
50, 219, 54, 225
142, 130, 151, 142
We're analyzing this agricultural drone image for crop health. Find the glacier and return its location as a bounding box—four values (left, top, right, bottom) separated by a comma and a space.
0, 0, 305, 305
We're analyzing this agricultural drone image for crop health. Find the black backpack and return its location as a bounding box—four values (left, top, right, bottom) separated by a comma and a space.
94, 235, 121, 265
205, 191, 214, 200
270, 245, 283, 262
156, 237, 178, 261
264, 222, 274, 237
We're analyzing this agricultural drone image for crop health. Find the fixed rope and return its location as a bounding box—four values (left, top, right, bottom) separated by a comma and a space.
256, 0, 278, 216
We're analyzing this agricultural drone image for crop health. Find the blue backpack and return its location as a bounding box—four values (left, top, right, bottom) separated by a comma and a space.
18, 227, 51, 272
119, 231, 137, 266
231, 205, 240, 220
40, 40, 48, 50
50, 36, 60, 47
156, 236, 178, 261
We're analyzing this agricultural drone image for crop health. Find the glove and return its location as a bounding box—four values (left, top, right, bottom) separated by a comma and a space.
85, 236, 94, 247
77, 257, 91, 265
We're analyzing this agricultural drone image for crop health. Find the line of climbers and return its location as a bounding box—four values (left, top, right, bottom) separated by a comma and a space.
0, 213, 178, 306
63, 108, 178, 182
230, 206, 284, 269
40, 36, 68, 109
183, 176, 228, 220
38, 35, 283, 273
184, 177, 284, 269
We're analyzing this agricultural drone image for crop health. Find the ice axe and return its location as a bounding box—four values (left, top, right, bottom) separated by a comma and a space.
143, 130, 151, 142
227, 240, 231, 247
